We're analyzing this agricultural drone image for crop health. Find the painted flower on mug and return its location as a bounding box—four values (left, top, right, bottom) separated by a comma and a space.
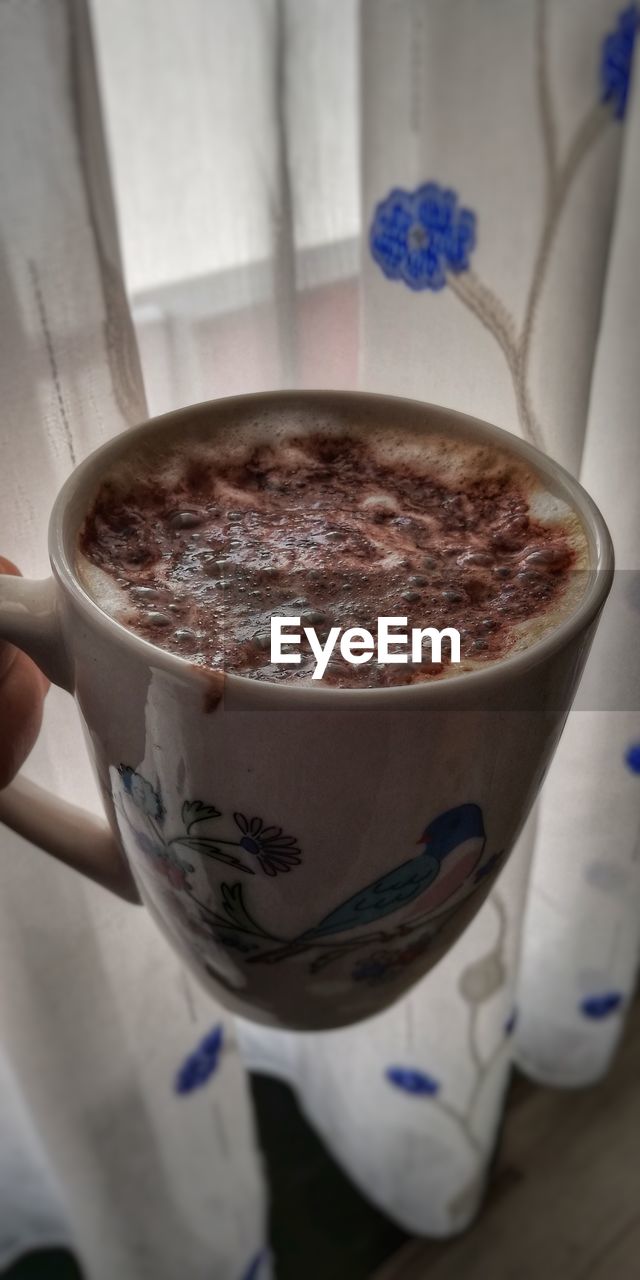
600, 4, 639, 120
118, 765, 165, 821
233, 814, 302, 877
352, 931, 434, 986
504, 1007, 518, 1037
133, 827, 194, 890
369, 182, 476, 291
352, 950, 398, 986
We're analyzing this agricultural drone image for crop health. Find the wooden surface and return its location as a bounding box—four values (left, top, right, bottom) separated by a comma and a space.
372, 998, 640, 1280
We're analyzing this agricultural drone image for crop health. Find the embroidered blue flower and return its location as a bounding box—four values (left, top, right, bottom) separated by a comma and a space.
118, 765, 164, 821
233, 814, 301, 877
240, 1249, 269, 1280
174, 1024, 224, 1094
580, 992, 624, 1019
601, 5, 639, 120
386, 1066, 440, 1096
624, 741, 640, 774
370, 183, 476, 291
504, 1007, 518, 1036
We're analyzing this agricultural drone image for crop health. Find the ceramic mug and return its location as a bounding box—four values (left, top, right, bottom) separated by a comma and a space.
0, 392, 613, 1029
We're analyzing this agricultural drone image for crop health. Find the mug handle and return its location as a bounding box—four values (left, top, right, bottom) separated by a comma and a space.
0, 573, 139, 902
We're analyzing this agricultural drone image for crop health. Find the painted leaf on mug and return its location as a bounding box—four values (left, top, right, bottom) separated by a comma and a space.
182, 799, 222, 830
118, 765, 164, 821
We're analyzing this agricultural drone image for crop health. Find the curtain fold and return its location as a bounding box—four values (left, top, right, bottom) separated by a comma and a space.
516, 50, 640, 1086
0, 3, 267, 1278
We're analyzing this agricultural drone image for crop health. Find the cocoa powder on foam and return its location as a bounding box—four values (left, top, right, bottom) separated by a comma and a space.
77, 429, 588, 687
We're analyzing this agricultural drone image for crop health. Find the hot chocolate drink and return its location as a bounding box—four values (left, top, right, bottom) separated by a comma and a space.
77, 417, 589, 686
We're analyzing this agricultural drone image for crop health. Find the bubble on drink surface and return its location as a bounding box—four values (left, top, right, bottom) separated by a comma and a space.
131, 585, 162, 601
401, 590, 420, 603
492, 522, 526, 551
146, 611, 172, 627
301, 610, 325, 626
174, 627, 197, 644
169, 510, 202, 530
442, 588, 464, 603
203, 556, 231, 578
458, 551, 492, 568
360, 493, 398, 516
523, 547, 567, 568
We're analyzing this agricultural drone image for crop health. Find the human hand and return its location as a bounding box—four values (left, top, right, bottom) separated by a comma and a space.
0, 558, 49, 790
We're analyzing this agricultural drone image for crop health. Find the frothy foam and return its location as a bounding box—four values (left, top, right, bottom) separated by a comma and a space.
76, 412, 590, 687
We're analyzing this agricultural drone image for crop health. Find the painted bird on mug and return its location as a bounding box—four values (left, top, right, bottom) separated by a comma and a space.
254, 803, 486, 964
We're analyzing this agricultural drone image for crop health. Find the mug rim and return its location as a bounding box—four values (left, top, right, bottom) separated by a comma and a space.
49, 389, 615, 704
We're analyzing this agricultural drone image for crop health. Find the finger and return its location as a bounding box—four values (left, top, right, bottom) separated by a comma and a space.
0, 649, 48, 789
0, 556, 49, 787
0, 557, 21, 681
0, 556, 49, 691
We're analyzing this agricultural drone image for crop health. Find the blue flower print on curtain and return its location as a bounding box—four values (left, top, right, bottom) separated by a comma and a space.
580, 992, 624, 1019
601, 4, 639, 119
240, 1249, 270, 1280
386, 1065, 441, 1096
369, 183, 476, 291
174, 1024, 224, 1094
369, 7, 639, 455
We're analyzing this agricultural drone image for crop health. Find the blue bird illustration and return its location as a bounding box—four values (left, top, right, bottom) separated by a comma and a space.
255, 803, 486, 965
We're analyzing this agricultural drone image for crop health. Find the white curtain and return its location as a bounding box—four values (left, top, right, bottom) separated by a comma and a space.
0, 0, 639, 1275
